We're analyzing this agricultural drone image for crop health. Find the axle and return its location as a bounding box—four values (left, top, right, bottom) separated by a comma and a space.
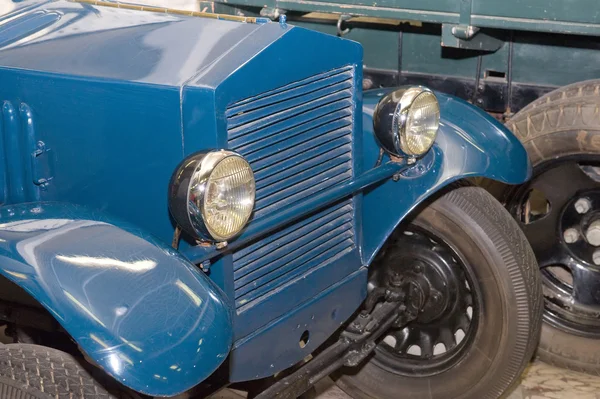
254, 272, 430, 399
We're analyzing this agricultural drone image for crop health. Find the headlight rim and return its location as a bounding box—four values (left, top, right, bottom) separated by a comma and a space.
169, 149, 255, 244
373, 86, 440, 158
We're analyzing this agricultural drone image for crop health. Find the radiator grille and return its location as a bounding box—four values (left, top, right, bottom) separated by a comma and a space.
226, 66, 356, 312
226, 65, 354, 218
233, 201, 355, 311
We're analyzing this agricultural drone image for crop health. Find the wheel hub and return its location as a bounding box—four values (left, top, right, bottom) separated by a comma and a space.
386, 259, 453, 325
561, 193, 600, 266
370, 228, 477, 376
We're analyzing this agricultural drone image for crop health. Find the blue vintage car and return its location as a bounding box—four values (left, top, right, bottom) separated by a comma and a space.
0, 1, 541, 398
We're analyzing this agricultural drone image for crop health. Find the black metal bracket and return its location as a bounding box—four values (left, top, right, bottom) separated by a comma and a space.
254, 276, 427, 399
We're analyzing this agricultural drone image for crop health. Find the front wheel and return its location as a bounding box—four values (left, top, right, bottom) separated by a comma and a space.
335, 186, 542, 399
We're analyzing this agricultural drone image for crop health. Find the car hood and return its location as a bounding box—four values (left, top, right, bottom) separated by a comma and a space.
0, 0, 269, 86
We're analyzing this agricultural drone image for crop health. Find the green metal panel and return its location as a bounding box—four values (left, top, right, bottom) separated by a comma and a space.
401, 25, 480, 78
214, 0, 600, 36
511, 34, 600, 86
303, 0, 459, 12
287, 16, 600, 114
296, 21, 399, 71
441, 24, 504, 51
292, 17, 600, 87
293, 20, 512, 81
211, 0, 600, 112
473, 0, 600, 26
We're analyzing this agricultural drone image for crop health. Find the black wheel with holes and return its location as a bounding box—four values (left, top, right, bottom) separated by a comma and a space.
485, 79, 600, 375
0, 344, 119, 399
335, 186, 541, 399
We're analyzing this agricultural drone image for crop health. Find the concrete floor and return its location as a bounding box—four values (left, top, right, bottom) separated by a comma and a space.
210, 360, 600, 399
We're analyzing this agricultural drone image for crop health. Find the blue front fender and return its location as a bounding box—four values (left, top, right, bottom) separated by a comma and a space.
361, 89, 531, 264
0, 203, 232, 396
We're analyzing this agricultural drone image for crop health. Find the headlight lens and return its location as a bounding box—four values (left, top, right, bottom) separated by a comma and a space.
373, 86, 440, 157
401, 90, 440, 156
169, 150, 255, 243
200, 155, 255, 241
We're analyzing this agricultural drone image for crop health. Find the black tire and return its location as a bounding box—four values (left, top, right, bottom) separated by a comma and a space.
0, 344, 115, 399
335, 186, 542, 399
485, 79, 600, 375
507, 79, 600, 166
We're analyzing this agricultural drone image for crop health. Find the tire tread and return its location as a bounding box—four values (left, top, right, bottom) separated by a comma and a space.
508, 79, 600, 144
0, 344, 114, 399
439, 187, 542, 399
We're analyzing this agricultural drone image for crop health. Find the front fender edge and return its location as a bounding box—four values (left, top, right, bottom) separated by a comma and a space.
0, 202, 232, 396
361, 89, 531, 265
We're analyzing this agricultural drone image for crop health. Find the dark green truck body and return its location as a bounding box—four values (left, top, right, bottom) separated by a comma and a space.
207, 0, 600, 114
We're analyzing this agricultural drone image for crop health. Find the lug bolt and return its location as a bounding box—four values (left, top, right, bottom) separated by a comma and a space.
593, 249, 600, 265
414, 264, 423, 273
564, 228, 580, 244
587, 220, 600, 247
575, 198, 592, 214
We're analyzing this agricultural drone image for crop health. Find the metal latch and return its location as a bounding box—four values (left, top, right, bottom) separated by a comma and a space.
440, 0, 503, 52
31, 140, 54, 189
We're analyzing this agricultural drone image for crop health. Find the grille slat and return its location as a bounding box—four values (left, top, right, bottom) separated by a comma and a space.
227, 66, 356, 312
252, 134, 351, 174
233, 205, 353, 275
255, 163, 352, 216
229, 105, 352, 151
227, 79, 353, 130
245, 119, 352, 166
233, 202, 350, 263
255, 147, 351, 191
234, 221, 354, 297
235, 237, 355, 310
228, 94, 353, 141
226, 66, 353, 114
238, 111, 352, 159
255, 153, 351, 201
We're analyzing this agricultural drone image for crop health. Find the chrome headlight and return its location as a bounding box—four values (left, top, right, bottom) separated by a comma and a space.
169, 150, 255, 243
373, 87, 440, 157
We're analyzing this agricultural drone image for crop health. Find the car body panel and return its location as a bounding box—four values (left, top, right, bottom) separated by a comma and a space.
229, 267, 367, 381
0, 202, 232, 396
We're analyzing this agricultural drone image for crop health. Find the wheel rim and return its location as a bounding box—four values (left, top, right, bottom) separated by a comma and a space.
506, 159, 600, 338
370, 226, 481, 376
